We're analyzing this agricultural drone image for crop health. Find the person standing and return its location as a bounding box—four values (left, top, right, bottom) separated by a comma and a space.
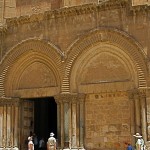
133, 133, 146, 150
127, 143, 133, 150
33, 133, 38, 150
39, 137, 45, 150
28, 136, 34, 150
47, 132, 56, 150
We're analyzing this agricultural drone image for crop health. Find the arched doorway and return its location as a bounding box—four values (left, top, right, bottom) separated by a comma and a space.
33, 97, 57, 141
27, 97, 57, 144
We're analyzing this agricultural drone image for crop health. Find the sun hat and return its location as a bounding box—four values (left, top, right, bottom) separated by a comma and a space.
133, 133, 142, 138
50, 132, 54, 137
28, 136, 32, 140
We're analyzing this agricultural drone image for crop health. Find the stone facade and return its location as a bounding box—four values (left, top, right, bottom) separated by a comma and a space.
0, 0, 150, 150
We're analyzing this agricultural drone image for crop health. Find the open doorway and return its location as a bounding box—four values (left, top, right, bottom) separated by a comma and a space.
32, 97, 57, 143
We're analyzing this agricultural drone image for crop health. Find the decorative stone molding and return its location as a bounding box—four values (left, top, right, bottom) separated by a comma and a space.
1, 39, 63, 97
5, 1, 127, 27
65, 28, 147, 93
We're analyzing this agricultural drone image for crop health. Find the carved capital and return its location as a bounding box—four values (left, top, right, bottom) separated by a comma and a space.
0, 98, 20, 106
54, 93, 86, 104
78, 94, 86, 103
54, 93, 78, 103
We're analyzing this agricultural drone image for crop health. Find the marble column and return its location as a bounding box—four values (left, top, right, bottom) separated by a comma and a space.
54, 99, 61, 148
63, 100, 70, 148
54, 96, 64, 148
128, 91, 135, 144
55, 94, 85, 149
78, 94, 85, 148
0, 98, 20, 148
139, 91, 147, 141
134, 93, 141, 133
55, 94, 71, 149
71, 95, 78, 148
146, 91, 150, 141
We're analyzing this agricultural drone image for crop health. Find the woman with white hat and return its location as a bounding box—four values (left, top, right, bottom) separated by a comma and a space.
28, 136, 34, 150
133, 133, 145, 150
47, 132, 56, 150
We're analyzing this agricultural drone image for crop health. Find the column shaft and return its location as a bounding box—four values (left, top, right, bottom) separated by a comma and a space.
61, 102, 64, 148
134, 94, 141, 133
57, 102, 61, 147
79, 94, 85, 148
71, 102, 77, 148
128, 92, 135, 145
140, 93, 147, 141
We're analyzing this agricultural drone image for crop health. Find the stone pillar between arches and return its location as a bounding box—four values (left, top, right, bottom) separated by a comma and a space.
132, 90, 147, 141
128, 91, 136, 145
0, 98, 20, 149
139, 91, 147, 142
78, 94, 85, 148
134, 93, 141, 133
54, 94, 85, 150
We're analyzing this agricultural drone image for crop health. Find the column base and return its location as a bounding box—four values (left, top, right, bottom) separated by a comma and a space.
0, 147, 19, 150
61, 148, 85, 150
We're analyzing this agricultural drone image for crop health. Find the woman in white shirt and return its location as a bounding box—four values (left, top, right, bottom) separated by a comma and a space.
28, 136, 34, 150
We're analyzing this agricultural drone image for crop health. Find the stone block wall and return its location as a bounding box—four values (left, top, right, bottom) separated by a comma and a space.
85, 93, 132, 150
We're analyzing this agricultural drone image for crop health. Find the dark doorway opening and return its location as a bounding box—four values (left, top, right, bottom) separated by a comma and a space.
32, 97, 57, 142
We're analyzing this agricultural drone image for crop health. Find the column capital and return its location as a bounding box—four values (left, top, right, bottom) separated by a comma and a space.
0, 98, 20, 106
54, 94, 86, 104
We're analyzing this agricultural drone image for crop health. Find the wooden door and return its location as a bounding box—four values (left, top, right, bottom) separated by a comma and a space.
20, 100, 34, 150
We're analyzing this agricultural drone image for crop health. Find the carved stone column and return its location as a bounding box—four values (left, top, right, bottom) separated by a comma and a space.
54, 94, 71, 149
70, 94, 86, 149
54, 95, 64, 149
71, 99, 77, 147
63, 99, 70, 148
0, 98, 20, 148
78, 94, 85, 149
54, 99, 62, 148
134, 92, 141, 133
146, 90, 150, 141
139, 91, 147, 141
55, 94, 86, 149
128, 91, 135, 144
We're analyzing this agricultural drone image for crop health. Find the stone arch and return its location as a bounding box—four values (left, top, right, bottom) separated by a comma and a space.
0, 39, 63, 97
62, 28, 148, 93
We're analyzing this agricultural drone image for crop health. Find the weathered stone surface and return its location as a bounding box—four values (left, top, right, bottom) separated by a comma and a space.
0, 1, 150, 150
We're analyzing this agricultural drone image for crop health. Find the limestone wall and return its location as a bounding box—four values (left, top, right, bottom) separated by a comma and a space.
85, 93, 132, 150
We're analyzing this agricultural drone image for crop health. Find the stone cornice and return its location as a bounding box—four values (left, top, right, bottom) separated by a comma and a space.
2, 1, 150, 28
6, 1, 127, 27
130, 3, 150, 15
